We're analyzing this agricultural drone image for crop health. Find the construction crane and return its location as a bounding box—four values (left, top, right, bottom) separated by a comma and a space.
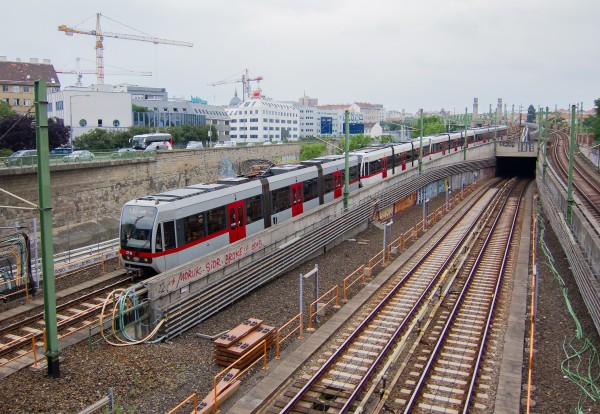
57, 57, 152, 86
208, 68, 263, 101
58, 13, 193, 85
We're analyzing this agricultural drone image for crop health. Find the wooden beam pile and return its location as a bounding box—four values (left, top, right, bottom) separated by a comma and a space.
213, 318, 276, 369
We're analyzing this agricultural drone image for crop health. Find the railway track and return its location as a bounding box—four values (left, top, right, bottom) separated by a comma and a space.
257, 178, 522, 413
550, 130, 600, 223
0, 273, 135, 370
387, 179, 526, 413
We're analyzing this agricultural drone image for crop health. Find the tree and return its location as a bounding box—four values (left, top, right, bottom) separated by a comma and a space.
0, 115, 69, 152
378, 135, 393, 144
299, 143, 326, 161
526, 105, 536, 123
411, 115, 446, 138
0, 101, 15, 119
593, 99, 600, 143
349, 134, 371, 150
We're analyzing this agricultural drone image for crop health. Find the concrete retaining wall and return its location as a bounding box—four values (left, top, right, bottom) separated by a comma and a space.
536, 162, 600, 334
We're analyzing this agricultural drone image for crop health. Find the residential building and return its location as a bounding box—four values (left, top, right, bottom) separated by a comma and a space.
0, 57, 61, 114
351, 102, 386, 124
364, 122, 383, 138
226, 98, 299, 143
47, 85, 133, 144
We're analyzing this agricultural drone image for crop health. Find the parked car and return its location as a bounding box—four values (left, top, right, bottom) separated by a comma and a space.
186, 141, 204, 149
4, 150, 37, 167
144, 142, 172, 151
63, 150, 95, 163
111, 148, 139, 159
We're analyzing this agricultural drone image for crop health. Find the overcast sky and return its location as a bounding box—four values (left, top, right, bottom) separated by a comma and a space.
6, 0, 599, 114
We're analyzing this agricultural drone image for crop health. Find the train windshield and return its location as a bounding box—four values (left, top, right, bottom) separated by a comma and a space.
120, 205, 157, 252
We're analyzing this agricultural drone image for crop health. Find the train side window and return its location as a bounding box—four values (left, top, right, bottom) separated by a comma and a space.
368, 159, 382, 174
163, 221, 176, 250
246, 194, 263, 223
183, 212, 205, 243
303, 177, 319, 201
349, 165, 359, 181
323, 174, 334, 193
155, 225, 163, 251
271, 186, 291, 213
207, 206, 227, 235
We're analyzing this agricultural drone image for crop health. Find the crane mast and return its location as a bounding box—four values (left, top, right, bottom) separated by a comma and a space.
58, 13, 193, 85
209, 68, 263, 101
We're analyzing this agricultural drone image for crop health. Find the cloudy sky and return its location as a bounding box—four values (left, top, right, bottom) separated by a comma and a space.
6, 0, 599, 114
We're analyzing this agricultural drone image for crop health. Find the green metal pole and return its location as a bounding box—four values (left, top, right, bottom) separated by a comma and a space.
343, 110, 350, 211
543, 107, 548, 178
35, 80, 60, 377
566, 105, 576, 223
463, 107, 468, 161
418, 109, 424, 174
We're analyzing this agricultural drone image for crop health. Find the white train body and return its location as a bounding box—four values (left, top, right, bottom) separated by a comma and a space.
120, 126, 506, 274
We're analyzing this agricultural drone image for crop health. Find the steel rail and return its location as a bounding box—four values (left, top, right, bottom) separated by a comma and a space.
462, 181, 526, 412
402, 179, 522, 413
278, 181, 508, 413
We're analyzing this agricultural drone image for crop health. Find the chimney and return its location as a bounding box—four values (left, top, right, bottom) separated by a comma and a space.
30, 58, 39, 64
16, 57, 21, 62
472, 98, 479, 127
497, 98, 503, 125
0, 56, 6, 62
43, 59, 51, 64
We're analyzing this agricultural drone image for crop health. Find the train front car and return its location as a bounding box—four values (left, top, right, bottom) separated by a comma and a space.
120, 202, 160, 275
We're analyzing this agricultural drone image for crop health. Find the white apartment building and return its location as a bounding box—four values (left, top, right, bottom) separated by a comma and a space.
47, 85, 132, 142
226, 98, 299, 143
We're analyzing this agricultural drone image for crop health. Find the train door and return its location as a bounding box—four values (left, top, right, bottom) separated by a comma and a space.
291, 183, 303, 216
227, 200, 246, 243
333, 171, 343, 198
382, 157, 388, 179
401, 152, 406, 171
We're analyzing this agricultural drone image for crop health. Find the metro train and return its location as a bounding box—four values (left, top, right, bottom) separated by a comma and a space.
119, 125, 507, 274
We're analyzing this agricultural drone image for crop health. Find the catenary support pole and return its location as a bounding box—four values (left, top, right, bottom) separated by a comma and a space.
344, 110, 350, 211
543, 107, 548, 178
566, 105, 576, 223
419, 109, 424, 174
463, 107, 468, 161
35, 80, 60, 378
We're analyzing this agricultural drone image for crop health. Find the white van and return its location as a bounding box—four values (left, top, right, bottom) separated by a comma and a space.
144, 141, 172, 151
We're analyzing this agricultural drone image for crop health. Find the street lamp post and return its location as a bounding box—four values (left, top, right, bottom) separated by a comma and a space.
68, 94, 89, 147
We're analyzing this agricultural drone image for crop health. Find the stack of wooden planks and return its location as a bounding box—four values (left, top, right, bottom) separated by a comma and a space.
213, 318, 276, 369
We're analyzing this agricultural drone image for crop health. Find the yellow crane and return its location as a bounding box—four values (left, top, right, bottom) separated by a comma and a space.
58, 13, 193, 85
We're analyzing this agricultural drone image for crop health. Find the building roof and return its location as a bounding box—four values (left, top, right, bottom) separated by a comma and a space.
316, 104, 352, 111
354, 102, 377, 110
0, 59, 60, 86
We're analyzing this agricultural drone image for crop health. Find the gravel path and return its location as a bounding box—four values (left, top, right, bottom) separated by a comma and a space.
1, 182, 598, 413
